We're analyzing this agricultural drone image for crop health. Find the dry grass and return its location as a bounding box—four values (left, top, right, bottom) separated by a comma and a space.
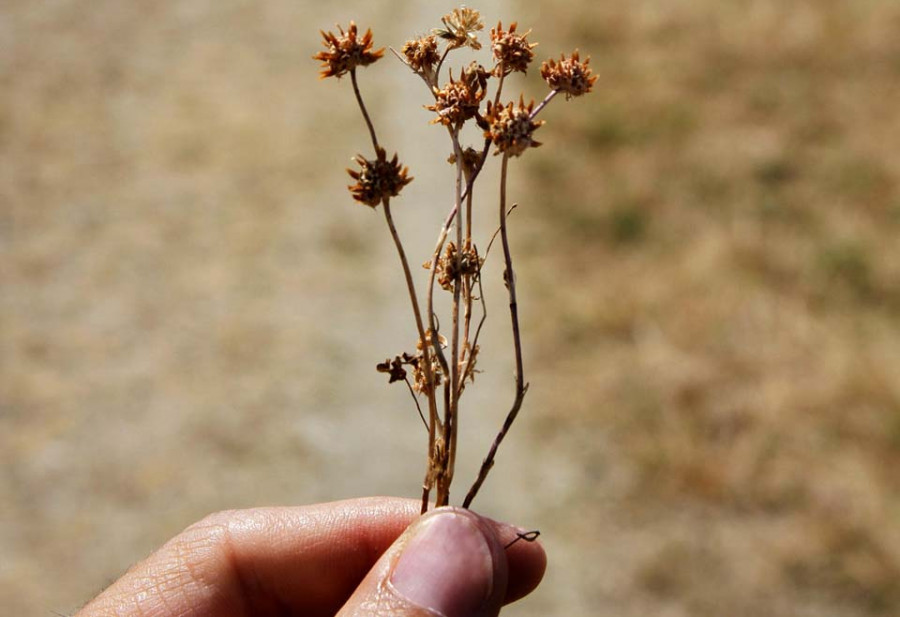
517, 0, 900, 614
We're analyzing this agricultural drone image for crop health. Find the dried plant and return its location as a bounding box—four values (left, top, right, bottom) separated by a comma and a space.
315, 7, 594, 513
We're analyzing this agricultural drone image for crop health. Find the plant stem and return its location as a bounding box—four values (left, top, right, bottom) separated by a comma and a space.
422, 140, 493, 507
425, 240, 452, 380
434, 47, 452, 85
403, 377, 428, 431
350, 69, 380, 152
493, 69, 507, 107
462, 153, 528, 509
424, 136, 491, 359
462, 184, 475, 347
530, 89, 559, 120
448, 133, 466, 504
458, 254, 487, 398
382, 201, 430, 366
382, 199, 438, 514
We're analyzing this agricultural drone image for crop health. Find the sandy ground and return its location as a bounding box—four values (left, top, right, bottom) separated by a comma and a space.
3, 1, 900, 616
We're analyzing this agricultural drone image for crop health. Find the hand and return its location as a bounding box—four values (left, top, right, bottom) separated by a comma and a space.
76, 497, 546, 617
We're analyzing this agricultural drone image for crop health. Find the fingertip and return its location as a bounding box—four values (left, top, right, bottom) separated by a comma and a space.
484, 519, 547, 604
504, 532, 547, 603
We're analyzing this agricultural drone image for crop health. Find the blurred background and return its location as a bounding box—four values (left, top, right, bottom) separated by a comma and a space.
3, 1, 899, 615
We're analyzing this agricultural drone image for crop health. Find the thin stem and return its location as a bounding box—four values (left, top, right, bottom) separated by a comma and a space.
462, 185, 475, 346
458, 251, 487, 398
463, 154, 529, 509
447, 132, 466, 503
465, 187, 474, 247
350, 69, 380, 152
530, 89, 559, 120
422, 141, 493, 507
425, 293, 449, 380
388, 46, 407, 65
484, 204, 518, 261
382, 199, 438, 514
424, 136, 491, 354
434, 46, 452, 84
403, 377, 428, 432
421, 485, 430, 515
390, 47, 435, 90
437, 380, 451, 507
426, 137, 493, 506
461, 166, 477, 395
469, 138, 493, 194
382, 201, 429, 383
493, 69, 507, 108
425, 229, 452, 378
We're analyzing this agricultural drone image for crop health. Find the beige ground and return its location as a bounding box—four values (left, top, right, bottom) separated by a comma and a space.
3, 1, 899, 616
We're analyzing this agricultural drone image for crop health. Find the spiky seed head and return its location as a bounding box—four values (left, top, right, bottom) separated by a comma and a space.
490, 21, 537, 76
402, 35, 441, 76
540, 50, 598, 99
485, 97, 545, 157
426, 63, 488, 128
347, 148, 413, 207
313, 22, 384, 79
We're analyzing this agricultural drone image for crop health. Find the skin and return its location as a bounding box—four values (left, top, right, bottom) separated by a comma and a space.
76, 497, 546, 617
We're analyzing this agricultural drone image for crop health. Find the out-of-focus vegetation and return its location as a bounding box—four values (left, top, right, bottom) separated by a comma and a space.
518, 0, 900, 614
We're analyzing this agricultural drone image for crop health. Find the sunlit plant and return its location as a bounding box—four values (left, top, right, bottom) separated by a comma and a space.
314, 7, 596, 513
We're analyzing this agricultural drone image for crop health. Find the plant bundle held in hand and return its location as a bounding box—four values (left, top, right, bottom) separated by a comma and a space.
314, 7, 596, 514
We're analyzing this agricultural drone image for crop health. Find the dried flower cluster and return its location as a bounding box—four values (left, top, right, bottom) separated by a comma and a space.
490, 22, 536, 76
427, 63, 488, 127
347, 147, 412, 208
540, 50, 598, 99
377, 347, 442, 395
434, 7, 485, 50
314, 22, 384, 79
431, 241, 483, 292
485, 97, 545, 157
402, 35, 441, 77
315, 7, 594, 513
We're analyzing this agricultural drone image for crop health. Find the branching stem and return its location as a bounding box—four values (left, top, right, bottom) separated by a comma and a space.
463, 153, 529, 509
352, 35, 548, 513
382, 200, 438, 514
424, 136, 490, 349
354, 67, 439, 514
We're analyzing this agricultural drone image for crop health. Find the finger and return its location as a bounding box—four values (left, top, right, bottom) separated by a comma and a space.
337, 506, 540, 617
77, 497, 545, 617
77, 497, 420, 617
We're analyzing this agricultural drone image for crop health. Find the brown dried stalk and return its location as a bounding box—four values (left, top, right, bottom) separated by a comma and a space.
314, 8, 595, 514
463, 153, 528, 508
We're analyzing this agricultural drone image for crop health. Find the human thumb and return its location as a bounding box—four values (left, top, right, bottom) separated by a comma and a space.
337, 506, 509, 617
